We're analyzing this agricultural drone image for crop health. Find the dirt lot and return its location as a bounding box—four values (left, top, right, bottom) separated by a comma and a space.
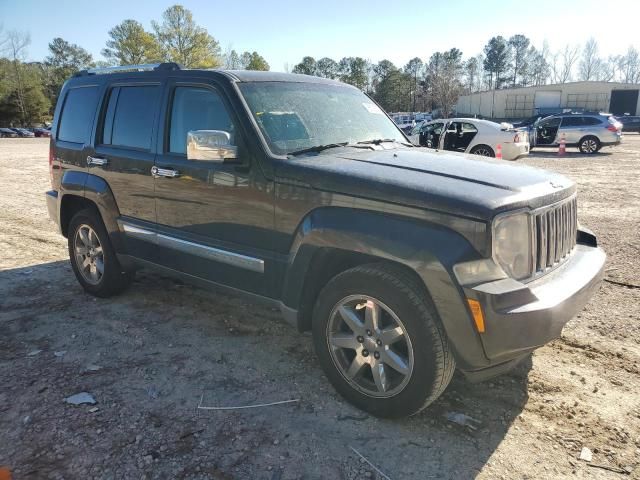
1, 137, 639, 480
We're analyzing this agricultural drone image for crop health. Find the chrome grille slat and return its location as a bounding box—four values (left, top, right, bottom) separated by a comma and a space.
534, 197, 577, 276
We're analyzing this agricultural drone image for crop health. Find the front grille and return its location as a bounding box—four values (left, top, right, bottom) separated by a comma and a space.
534, 196, 578, 274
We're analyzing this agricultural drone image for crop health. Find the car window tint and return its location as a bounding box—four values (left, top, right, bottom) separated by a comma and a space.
169, 87, 235, 155
561, 117, 584, 127
109, 85, 159, 150
582, 117, 601, 126
57, 86, 100, 143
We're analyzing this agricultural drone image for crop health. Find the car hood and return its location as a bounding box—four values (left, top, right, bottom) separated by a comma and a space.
275, 147, 575, 221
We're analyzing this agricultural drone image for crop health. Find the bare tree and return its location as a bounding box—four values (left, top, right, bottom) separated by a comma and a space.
552, 45, 580, 83
6, 30, 31, 122
579, 38, 603, 81
616, 46, 640, 83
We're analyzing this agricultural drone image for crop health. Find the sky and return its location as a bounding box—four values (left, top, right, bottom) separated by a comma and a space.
2, 0, 640, 71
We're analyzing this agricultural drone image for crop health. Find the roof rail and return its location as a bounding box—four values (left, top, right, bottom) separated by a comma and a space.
74, 62, 182, 77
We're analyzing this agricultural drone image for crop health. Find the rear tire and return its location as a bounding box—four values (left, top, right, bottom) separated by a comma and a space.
68, 208, 133, 298
469, 145, 495, 157
311, 263, 455, 418
578, 136, 600, 154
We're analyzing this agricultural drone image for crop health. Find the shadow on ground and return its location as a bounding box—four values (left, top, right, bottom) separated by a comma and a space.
0, 261, 531, 479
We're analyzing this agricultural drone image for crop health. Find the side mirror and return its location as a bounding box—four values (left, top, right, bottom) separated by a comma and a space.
187, 130, 238, 162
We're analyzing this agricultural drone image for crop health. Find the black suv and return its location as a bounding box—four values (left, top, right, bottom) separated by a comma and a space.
46, 64, 605, 418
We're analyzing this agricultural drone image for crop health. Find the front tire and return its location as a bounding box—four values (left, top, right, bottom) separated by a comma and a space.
578, 136, 600, 154
311, 263, 455, 418
68, 208, 132, 297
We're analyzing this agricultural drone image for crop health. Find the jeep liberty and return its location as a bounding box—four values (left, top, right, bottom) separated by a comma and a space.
46, 63, 605, 418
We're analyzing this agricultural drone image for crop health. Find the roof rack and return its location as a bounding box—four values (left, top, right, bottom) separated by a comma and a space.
74, 62, 182, 77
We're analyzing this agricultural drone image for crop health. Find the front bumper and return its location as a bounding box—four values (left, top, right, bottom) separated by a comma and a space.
461, 243, 605, 380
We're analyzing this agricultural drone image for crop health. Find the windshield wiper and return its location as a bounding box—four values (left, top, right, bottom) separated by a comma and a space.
357, 139, 413, 147
288, 142, 350, 156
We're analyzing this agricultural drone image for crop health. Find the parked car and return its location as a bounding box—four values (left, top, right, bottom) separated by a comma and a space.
46, 63, 604, 418
408, 118, 529, 160
34, 127, 52, 137
10, 128, 35, 138
529, 113, 622, 153
618, 115, 640, 133
0, 127, 18, 138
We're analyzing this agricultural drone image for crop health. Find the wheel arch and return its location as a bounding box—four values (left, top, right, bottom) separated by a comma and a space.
281, 207, 490, 371
59, 171, 124, 252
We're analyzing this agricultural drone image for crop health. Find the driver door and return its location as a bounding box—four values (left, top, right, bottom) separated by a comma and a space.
534, 117, 561, 146
152, 79, 275, 296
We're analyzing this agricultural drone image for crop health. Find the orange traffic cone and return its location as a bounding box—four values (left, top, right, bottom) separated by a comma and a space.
558, 134, 566, 156
496, 143, 502, 159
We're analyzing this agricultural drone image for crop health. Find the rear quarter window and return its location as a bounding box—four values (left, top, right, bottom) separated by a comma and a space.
582, 117, 602, 126
57, 86, 100, 143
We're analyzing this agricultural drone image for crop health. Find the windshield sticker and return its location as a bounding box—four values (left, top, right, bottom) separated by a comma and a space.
362, 102, 383, 115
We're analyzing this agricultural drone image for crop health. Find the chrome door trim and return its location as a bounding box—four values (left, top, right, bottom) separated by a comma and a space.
121, 222, 156, 241
156, 234, 264, 273
120, 221, 263, 273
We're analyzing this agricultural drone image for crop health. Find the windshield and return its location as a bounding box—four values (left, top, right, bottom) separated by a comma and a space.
238, 81, 405, 155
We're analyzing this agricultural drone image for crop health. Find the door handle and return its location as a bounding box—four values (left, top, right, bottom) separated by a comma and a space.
87, 156, 108, 166
151, 166, 180, 178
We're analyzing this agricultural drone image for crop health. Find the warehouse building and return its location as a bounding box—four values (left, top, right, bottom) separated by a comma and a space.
456, 81, 640, 120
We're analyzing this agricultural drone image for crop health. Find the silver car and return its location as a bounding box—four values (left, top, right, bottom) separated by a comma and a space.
530, 113, 622, 154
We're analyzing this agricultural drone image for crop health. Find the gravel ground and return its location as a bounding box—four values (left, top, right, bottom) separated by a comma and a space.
0, 137, 639, 480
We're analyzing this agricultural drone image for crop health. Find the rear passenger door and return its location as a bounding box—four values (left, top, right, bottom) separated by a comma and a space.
93, 81, 163, 258
558, 116, 584, 144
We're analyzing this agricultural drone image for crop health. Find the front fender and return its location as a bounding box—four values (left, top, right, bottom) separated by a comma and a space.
282, 207, 491, 370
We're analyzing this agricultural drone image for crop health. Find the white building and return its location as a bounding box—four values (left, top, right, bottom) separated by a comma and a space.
456, 81, 640, 120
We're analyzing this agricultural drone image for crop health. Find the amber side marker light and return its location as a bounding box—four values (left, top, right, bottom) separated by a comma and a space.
467, 299, 485, 333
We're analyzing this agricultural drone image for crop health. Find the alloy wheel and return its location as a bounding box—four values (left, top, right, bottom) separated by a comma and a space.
582, 139, 598, 153
326, 295, 414, 398
473, 147, 492, 156
73, 224, 104, 285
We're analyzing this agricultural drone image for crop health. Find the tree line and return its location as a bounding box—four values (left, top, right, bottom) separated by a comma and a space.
0, 4, 270, 126
1, 9, 639, 127
291, 35, 640, 116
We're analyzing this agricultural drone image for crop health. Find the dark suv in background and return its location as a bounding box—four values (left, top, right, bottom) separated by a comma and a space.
46, 64, 605, 418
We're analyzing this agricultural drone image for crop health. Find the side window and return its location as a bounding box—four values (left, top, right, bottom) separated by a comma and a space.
58, 86, 100, 143
582, 117, 601, 126
102, 85, 159, 150
168, 86, 235, 155
560, 117, 584, 127
461, 122, 478, 133
540, 117, 561, 128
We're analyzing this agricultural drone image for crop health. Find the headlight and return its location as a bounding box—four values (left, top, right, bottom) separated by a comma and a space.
492, 212, 533, 280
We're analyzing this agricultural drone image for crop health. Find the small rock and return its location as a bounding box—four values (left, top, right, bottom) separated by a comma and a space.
27, 349, 42, 357
65, 392, 96, 405
23, 415, 31, 425
135, 434, 143, 444
579, 447, 593, 462
54, 350, 67, 357
89, 407, 99, 413
273, 439, 279, 445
